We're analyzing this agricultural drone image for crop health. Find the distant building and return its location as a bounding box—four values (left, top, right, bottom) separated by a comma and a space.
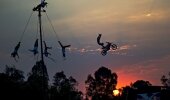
121, 86, 170, 100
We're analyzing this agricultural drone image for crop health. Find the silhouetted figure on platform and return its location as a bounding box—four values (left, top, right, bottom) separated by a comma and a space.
58, 41, 71, 58
11, 42, 21, 61
33, 0, 47, 11
97, 34, 117, 56
43, 41, 52, 57
29, 39, 38, 55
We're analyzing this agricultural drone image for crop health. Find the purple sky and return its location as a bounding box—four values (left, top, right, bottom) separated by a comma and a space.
0, 0, 170, 93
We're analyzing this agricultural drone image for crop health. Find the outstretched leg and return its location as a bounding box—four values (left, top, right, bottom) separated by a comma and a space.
62, 49, 66, 58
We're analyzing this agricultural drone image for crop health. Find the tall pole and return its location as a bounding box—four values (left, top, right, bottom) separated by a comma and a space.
38, 7, 44, 63
33, 1, 47, 63
33, 1, 48, 100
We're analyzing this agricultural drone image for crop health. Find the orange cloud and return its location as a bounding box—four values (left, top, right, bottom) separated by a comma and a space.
127, 10, 170, 22
68, 44, 137, 56
116, 71, 138, 89
113, 55, 170, 88
118, 44, 137, 51
119, 45, 131, 50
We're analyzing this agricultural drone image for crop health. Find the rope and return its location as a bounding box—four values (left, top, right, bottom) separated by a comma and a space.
45, 12, 81, 53
36, 19, 39, 39
45, 12, 60, 41
19, 11, 34, 42
41, 20, 45, 42
47, 57, 57, 64
36, 53, 39, 62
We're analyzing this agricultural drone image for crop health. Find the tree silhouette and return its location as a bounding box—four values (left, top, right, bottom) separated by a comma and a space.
85, 66, 118, 100
131, 80, 152, 89
0, 65, 25, 100
5, 65, 25, 82
161, 72, 170, 86
0, 64, 86, 100
26, 61, 49, 100
120, 86, 136, 100
50, 71, 83, 100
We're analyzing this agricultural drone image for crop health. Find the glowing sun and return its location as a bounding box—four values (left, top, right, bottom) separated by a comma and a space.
113, 90, 120, 96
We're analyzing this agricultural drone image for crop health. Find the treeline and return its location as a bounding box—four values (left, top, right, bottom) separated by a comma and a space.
0, 61, 170, 100
0, 61, 83, 100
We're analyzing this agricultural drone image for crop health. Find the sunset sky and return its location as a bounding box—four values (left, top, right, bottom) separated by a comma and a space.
0, 0, 170, 93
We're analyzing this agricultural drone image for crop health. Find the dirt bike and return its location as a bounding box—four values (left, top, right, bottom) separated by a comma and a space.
101, 43, 117, 56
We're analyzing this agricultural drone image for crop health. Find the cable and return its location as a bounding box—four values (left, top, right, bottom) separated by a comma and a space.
45, 12, 61, 41
36, 19, 39, 39
41, 19, 45, 42
45, 12, 82, 54
19, 11, 34, 42
36, 53, 39, 62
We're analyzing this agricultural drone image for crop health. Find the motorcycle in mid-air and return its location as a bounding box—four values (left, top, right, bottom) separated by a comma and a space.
97, 34, 117, 56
